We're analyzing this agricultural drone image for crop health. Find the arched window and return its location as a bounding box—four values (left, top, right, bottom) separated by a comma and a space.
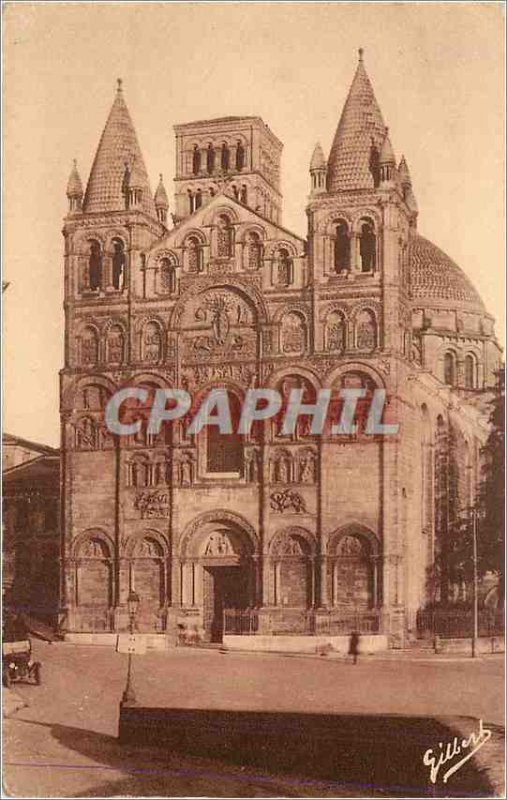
464, 354, 477, 389
359, 219, 376, 272
281, 312, 307, 355
221, 142, 230, 171
355, 309, 377, 350
334, 221, 350, 273
325, 311, 346, 352
80, 327, 99, 366
112, 238, 125, 290
192, 145, 201, 175
216, 214, 233, 257
195, 189, 202, 210
187, 236, 203, 272
188, 191, 195, 214
236, 140, 245, 171
240, 185, 248, 204
209, 187, 215, 199
276, 248, 293, 286
159, 257, 176, 293
206, 393, 244, 474
206, 143, 215, 174
231, 185, 239, 200
444, 352, 456, 386
246, 231, 262, 270
88, 240, 102, 290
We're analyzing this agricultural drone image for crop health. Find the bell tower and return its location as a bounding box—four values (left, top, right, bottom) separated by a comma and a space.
173, 116, 283, 224
307, 50, 417, 358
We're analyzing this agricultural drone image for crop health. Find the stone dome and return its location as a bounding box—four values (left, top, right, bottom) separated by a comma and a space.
408, 233, 485, 313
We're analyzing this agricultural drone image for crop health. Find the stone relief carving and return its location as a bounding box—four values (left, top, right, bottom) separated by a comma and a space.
273, 535, 306, 556
270, 489, 307, 514
204, 531, 233, 556
80, 539, 108, 559
336, 535, 365, 557
134, 491, 170, 519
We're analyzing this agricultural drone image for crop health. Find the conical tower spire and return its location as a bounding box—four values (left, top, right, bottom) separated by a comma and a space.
398, 155, 411, 186
66, 159, 83, 212
83, 80, 156, 218
327, 49, 387, 192
310, 142, 326, 170
398, 155, 418, 218
309, 142, 326, 195
154, 174, 169, 224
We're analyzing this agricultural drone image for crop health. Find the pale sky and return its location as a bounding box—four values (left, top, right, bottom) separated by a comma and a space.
3, 2, 505, 448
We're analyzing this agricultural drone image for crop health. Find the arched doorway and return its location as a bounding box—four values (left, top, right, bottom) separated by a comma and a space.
180, 516, 257, 643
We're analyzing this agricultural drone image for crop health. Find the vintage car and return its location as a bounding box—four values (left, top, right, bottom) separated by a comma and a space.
2, 639, 41, 688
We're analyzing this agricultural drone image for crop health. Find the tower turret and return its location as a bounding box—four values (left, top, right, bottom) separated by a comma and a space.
154, 173, 169, 225
309, 142, 326, 196
379, 129, 396, 186
66, 159, 83, 213
398, 155, 418, 225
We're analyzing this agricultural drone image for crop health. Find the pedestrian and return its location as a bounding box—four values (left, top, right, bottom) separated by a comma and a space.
348, 630, 360, 664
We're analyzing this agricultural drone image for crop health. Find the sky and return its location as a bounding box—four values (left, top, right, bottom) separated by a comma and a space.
3, 2, 505, 448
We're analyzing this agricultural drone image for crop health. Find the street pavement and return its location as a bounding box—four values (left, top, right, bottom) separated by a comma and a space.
3, 640, 504, 797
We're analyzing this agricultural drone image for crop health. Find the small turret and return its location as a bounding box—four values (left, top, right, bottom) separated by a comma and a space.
124, 159, 144, 209
398, 155, 418, 224
154, 174, 169, 225
379, 129, 396, 186
66, 159, 83, 213
309, 142, 326, 195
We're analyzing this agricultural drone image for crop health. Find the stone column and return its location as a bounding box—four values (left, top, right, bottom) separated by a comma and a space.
319, 555, 329, 606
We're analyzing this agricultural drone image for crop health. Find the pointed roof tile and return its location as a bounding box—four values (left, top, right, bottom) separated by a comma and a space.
327, 50, 387, 192
83, 80, 156, 217
66, 159, 83, 198
310, 142, 326, 170
154, 174, 169, 208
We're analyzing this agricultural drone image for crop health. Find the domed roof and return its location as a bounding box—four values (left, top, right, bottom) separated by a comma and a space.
409, 234, 485, 312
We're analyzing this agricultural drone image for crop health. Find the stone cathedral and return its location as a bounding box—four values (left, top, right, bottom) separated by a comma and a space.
61, 52, 501, 645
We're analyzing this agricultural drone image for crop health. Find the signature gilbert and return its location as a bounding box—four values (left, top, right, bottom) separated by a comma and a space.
423, 719, 492, 784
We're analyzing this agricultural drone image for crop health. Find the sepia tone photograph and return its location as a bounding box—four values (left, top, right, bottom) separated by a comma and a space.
2, 1, 505, 797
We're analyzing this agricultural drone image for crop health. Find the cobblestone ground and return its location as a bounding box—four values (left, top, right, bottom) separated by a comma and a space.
3, 641, 504, 797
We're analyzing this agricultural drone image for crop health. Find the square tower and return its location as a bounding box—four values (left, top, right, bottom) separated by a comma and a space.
173, 116, 283, 224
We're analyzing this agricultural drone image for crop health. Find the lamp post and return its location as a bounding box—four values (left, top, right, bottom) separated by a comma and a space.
121, 590, 140, 706
471, 508, 479, 658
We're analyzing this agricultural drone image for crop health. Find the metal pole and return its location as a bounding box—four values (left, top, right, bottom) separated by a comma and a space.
472, 509, 478, 658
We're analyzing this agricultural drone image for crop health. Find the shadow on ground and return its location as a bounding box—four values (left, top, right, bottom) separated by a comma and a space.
9, 711, 499, 798
6, 718, 379, 798
119, 707, 499, 797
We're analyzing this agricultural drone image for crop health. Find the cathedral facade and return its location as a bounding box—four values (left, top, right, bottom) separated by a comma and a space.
60, 53, 501, 644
